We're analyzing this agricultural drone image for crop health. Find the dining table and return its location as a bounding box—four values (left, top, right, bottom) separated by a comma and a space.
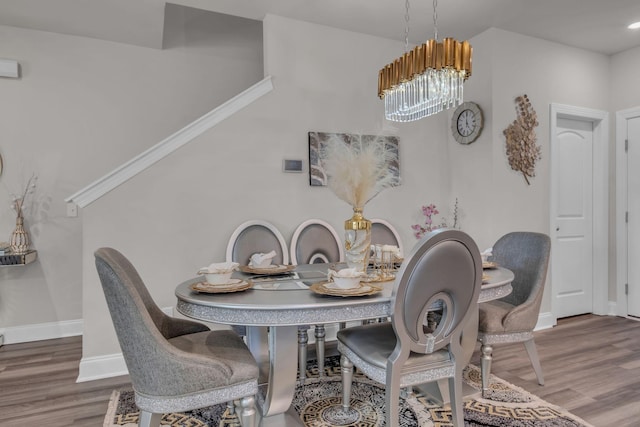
175, 262, 514, 425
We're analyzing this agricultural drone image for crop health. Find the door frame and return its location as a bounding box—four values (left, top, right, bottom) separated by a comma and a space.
550, 103, 609, 318
615, 106, 640, 316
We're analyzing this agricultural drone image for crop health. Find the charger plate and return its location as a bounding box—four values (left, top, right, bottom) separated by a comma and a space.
190, 280, 252, 294
483, 261, 499, 269
310, 281, 382, 297
239, 264, 295, 275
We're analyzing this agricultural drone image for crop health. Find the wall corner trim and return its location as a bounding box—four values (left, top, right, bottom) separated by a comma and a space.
65, 76, 274, 208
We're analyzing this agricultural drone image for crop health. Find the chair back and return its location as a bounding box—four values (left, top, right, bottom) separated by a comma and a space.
226, 220, 289, 265
390, 229, 481, 356
95, 248, 184, 395
290, 219, 344, 264
370, 218, 404, 256
490, 231, 550, 323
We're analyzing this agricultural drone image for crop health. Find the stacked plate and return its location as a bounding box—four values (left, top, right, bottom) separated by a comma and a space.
310, 281, 382, 297
190, 280, 252, 294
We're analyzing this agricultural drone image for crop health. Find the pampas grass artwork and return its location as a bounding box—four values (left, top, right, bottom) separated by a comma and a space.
319, 134, 399, 210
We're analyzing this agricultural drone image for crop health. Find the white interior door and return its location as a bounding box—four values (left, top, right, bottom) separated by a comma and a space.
626, 117, 640, 316
551, 117, 594, 318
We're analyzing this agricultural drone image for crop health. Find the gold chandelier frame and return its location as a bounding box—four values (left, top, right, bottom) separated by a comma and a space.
378, 38, 472, 99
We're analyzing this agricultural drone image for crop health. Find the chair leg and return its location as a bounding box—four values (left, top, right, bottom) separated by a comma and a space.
447, 365, 465, 427
138, 411, 162, 427
523, 338, 545, 386
385, 370, 402, 427
315, 325, 326, 376
227, 400, 236, 415
239, 395, 256, 427
298, 326, 309, 380
480, 343, 493, 397
340, 355, 354, 410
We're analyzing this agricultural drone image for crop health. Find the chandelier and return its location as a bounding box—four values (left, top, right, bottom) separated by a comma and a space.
378, 0, 472, 122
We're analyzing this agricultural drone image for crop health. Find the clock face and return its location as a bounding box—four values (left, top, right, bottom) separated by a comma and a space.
457, 110, 476, 137
451, 102, 483, 144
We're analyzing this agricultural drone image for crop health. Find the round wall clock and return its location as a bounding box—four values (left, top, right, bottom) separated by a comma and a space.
451, 101, 483, 145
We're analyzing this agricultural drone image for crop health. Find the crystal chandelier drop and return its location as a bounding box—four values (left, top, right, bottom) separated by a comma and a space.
378, 0, 473, 122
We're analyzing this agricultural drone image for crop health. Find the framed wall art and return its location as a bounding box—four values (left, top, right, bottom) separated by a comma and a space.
308, 132, 400, 187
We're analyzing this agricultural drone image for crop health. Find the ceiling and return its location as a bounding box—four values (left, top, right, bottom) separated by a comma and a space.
1, 0, 640, 55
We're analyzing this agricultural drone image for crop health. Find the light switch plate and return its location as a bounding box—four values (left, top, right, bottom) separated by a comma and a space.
0, 59, 19, 78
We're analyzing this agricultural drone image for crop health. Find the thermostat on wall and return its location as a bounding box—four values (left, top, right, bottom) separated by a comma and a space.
283, 159, 303, 173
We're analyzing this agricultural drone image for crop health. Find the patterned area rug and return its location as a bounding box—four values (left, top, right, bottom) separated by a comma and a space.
104, 357, 593, 427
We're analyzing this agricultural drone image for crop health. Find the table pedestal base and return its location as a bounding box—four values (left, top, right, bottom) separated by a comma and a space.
246, 325, 299, 417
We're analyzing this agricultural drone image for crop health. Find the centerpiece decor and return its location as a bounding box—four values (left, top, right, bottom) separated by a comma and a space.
411, 198, 459, 239
320, 135, 399, 272
9, 173, 37, 254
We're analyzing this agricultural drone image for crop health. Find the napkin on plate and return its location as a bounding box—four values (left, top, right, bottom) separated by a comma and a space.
327, 267, 364, 279
249, 250, 277, 267
197, 261, 239, 274
481, 247, 493, 263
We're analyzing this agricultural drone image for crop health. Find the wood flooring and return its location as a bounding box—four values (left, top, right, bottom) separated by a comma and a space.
0, 314, 639, 426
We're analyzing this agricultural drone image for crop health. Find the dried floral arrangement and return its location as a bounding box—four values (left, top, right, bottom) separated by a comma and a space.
319, 135, 399, 210
10, 173, 37, 218
504, 94, 541, 185
411, 198, 459, 239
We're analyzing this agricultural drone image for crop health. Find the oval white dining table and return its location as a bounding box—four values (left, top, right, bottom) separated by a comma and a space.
175, 264, 513, 423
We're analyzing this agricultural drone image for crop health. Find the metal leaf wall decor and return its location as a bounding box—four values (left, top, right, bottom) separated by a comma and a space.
503, 94, 541, 185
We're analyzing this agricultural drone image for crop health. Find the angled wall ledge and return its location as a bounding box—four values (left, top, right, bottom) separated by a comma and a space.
65, 76, 273, 209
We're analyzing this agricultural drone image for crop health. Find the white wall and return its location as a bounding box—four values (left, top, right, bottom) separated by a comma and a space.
611, 46, 640, 112
450, 28, 610, 314
0, 8, 263, 341
81, 14, 453, 360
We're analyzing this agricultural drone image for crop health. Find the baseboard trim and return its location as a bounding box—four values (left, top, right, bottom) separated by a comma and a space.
77, 353, 128, 383
535, 311, 556, 331
1, 319, 82, 344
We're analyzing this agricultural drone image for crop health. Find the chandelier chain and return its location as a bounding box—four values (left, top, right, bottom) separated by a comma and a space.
433, 0, 438, 41
404, 0, 410, 51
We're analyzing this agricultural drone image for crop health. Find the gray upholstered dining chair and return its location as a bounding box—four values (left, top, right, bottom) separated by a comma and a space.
226, 219, 289, 266
337, 228, 482, 427
477, 231, 551, 397
225, 220, 289, 336
95, 248, 259, 427
289, 219, 344, 380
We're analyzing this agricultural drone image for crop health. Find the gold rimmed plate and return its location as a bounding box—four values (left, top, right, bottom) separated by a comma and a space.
310, 281, 382, 297
483, 261, 498, 269
239, 264, 295, 275
190, 280, 252, 294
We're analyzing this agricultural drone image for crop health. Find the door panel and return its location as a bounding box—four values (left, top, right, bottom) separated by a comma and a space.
552, 117, 593, 318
